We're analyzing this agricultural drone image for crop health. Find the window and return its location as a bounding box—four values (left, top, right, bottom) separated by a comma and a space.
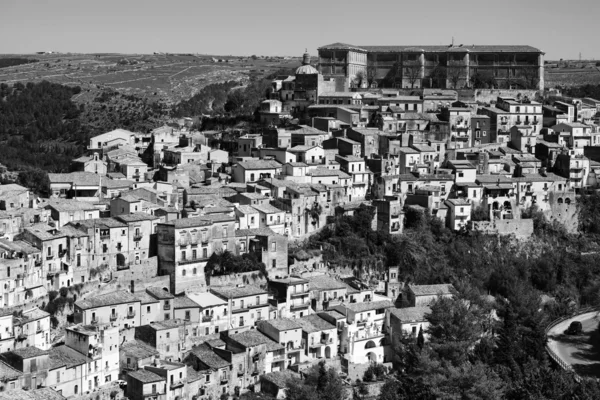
185, 311, 191, 320
271, 242, 276, 252
483, 131, 486, 136
181, 251, 186, 261
250, 173, 255, 181
166, 345, 170, 352
222, 226, 227, 237
165, 313, 170, 320
205, 327, 210, 335
203, 248, 208, 258
147, 306, 151, 313
256, 296, 260, 305
152, 384, 157, 394
56, 370, 60, 383
460, 207, 464, 213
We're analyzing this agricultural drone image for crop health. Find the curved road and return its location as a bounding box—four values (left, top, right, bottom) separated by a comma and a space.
547, 311, 600, 378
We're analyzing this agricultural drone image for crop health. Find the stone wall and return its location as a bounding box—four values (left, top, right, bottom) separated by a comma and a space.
470, 219, 534, 238
207, 270, 267, 288
545, 191, 578, 233
71, 383, 124, 400
457, 89, 541, 104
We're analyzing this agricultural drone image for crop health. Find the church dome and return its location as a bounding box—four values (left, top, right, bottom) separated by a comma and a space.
296, 64, 318, 75
295, 49, 318, 75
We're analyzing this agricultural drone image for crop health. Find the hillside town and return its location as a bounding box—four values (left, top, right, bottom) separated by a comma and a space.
0, 44, 599, 400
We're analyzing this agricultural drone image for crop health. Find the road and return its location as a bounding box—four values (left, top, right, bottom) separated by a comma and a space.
547, 311, 600, 378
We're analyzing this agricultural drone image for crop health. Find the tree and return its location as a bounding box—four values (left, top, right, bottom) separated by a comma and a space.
447, 67, 465, 89
470, 71, 497, 89
426, 295, 483, 365
416, 326, 424, 350
404, 61, 422, 89
428, 65, 447, 89
306, 202, 323, 227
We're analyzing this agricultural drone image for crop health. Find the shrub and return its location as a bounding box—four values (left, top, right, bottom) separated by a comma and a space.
59, 287, 69, 297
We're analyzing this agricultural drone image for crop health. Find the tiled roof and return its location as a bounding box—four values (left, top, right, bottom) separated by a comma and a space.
261, 370, 300, 389
235, 227, 279, 237
190, 343, 231, 370
307, 276, 347, 291
48, 345, 90, 370
187, 366, 203, 383
229, 330, 280, 349
121, 339, 160, 359
237, 160, 282, 170
211, 285, 267, 299
309, 168, 351, 178
389, 306, 432, 323
0, 360, 22, 380
133, 291, 159, 305
409, 284, 455, 296
74, 217, 127, 229
252, 204, 283, 215
358, 44, 541, 53
146, 287, 174, 300
161, 217, 213, 229
0, 388, 66, 400
345, 300, 394, 313
9, 346, 49, 359
75, 290, 139, 310
295, 315, 336, 333
174, 296, 200, 309
128, 369, 164, 384
261, 318, 301, 331
0, 184, 28, 194
236, 205, 259, 215
48, 172, 101, 186
116, 213, 159, 223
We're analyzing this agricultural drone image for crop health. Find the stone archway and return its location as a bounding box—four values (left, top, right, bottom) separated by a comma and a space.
116, 253, 126, 267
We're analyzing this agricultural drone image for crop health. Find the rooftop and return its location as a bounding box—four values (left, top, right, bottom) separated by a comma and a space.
260, 317, 302, 331
9, 346, 49, 359
75, 290, 139, 310
48, 345, 91, 370
121, 339, 160, 359
389, 306, 432, 323
128, 368, 165, 384
211, 285, 267, 299
229, 330, 283, 350
345, 300, 394, 313
186, 292, 228, 308
295, 314, 336, 333
189, 343, 231, 370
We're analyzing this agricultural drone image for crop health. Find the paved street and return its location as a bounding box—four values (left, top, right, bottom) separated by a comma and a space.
547, 311, 600, 378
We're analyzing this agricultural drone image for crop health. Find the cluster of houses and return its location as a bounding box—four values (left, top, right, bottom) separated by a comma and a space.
0, 50, 598, 399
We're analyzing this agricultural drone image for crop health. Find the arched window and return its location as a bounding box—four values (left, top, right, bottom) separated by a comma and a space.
565, 198, 571, 205
74, 385, 78, 394
557, 198, 563, 204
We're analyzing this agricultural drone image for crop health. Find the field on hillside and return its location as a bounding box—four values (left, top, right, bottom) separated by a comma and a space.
0, 53, 300, 106
545, 60, 600, 88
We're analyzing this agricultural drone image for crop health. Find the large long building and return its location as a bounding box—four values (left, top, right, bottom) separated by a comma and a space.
317, 42, 545, 91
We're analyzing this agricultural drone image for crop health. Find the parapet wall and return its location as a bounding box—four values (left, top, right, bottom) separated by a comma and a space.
470, 219, 534, 238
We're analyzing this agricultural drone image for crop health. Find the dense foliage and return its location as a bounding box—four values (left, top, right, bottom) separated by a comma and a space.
204, 250, 268, 279
294, 200, 600, 399
171, 81, 242, 117
564, 84, 600, 100
0, 58, 37, 69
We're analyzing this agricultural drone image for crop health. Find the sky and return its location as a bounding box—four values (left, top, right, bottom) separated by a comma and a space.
2, 0, 598, 60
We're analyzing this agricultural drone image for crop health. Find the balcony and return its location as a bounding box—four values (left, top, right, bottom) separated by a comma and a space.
179, 258, 201, 265
320, 337, 333, 345
100, 233, 110, 240
202, 314, 213, 322
75, 243, 83, 250
127, 310, 136, 318
290, 303, 310, 312
110, 313, 118, 321
34, 260, 42, 267
271, 354, 286, 362
36, 326, 43, 334
171, 380, 185, 390
91, 318, 99, 325
133, 234, 143, 241
177, 239, 190, 247
220, 376, 229, 384
17, 333, 27, 341
290, 291, 309, 298
163, 303, 171, 310
46, 254, 54, 260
